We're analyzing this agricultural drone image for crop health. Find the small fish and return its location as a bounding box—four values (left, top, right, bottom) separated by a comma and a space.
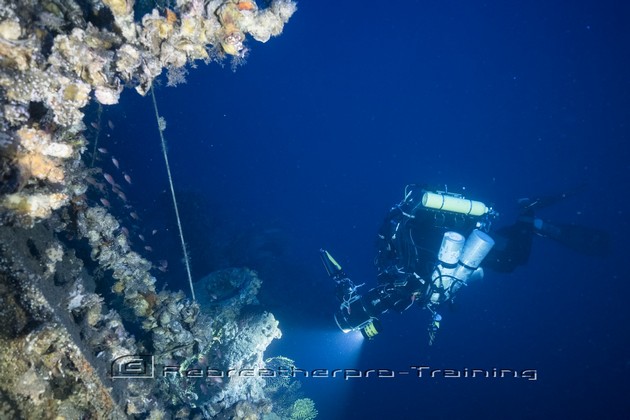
108, 120, 115, 130
152, 229, 158, 235
144, 245, 153, 252
97, 147, 108, 154
123, 173, 132, 184
130, 211, 140, 220
86, 177, 106, 193
86, 176, 99, 187
121, 226, 130, 237
117, 191, 127, 202
112, 157, 120, 169
99, 198, 111, 208
138, 234, 145, 242
91, 121, 100, 130
103, 173, 116, 186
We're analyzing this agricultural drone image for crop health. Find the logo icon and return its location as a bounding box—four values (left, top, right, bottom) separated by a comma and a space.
111, 355, 154, 379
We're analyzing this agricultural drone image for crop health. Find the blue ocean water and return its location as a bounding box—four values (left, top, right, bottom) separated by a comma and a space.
97, 1, 629, 418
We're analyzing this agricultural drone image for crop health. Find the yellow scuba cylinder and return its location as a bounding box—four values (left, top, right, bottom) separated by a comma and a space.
422, 191, 489, 216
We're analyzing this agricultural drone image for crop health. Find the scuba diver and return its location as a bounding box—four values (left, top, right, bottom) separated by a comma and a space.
320, 184, 609, 344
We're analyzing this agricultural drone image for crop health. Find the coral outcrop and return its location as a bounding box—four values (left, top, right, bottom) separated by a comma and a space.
0, 0, 308, 418
0, 0, 297, 225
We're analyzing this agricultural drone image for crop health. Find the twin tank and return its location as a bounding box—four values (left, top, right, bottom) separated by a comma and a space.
421, 190, 496, 303
430, 229, 495, 303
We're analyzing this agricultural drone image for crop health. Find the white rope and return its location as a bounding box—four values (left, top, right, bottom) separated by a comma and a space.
150, 85, 196, 301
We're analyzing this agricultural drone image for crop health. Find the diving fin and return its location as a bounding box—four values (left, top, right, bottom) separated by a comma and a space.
518, 182, 588, 212
319, 249, 345, 279
534, 220, 610, 257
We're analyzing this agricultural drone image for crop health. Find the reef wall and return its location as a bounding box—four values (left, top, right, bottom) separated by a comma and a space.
0, 0, 297, 225
0, 0, 303, 418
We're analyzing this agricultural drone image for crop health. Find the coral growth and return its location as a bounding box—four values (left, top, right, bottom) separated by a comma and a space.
290, 398, 318, 420
0, 0, 303, 418
197, 267, 262, 323
0, 0, 296, 225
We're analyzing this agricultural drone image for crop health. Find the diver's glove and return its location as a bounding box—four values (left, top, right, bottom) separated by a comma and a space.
518, 216, 562, 238
531, 218, 562, 238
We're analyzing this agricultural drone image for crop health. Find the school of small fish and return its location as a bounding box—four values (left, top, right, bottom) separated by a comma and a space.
89, 118, 167, 275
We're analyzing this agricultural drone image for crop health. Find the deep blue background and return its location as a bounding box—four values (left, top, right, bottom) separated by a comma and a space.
94, 0, 629, 418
